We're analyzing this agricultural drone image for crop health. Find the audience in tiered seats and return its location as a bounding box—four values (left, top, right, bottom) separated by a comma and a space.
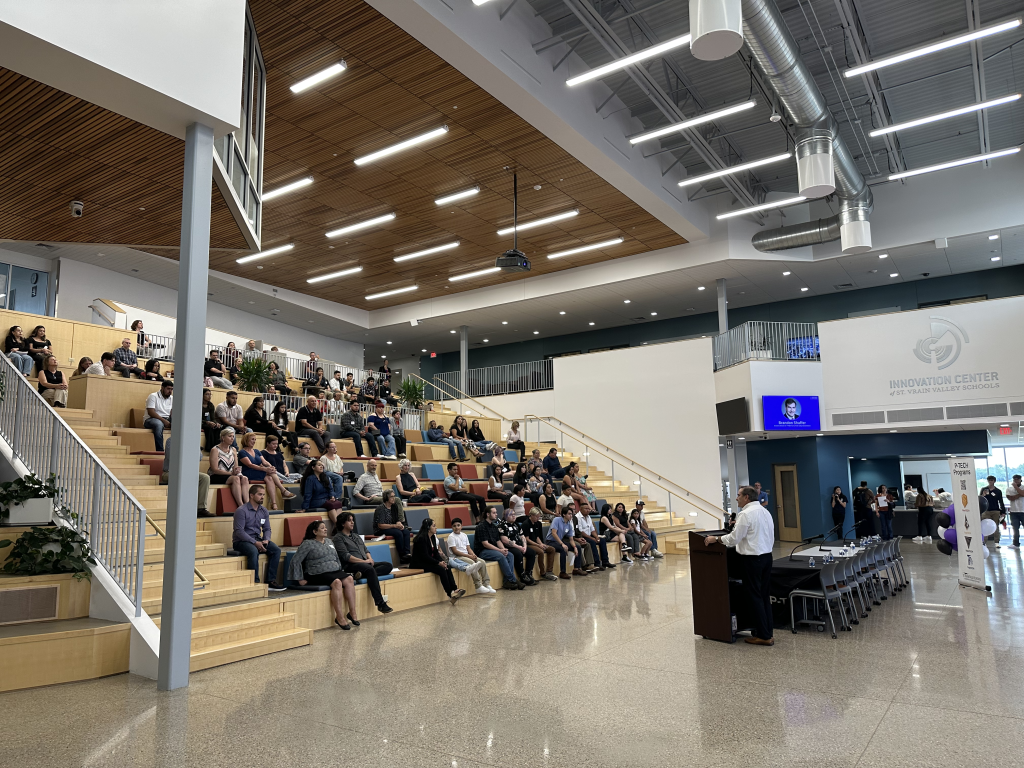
5, 325, 36, 376
113, 337, 147, 378
85, 351, 116, 376
144, 380, 173, 450
295, 395, 327, 454
450, 416, 484, 459
303, 352, 319, 379
358, 375, 377, 404
443, 463, 487, 522
37, 355, 68, 407
332, 511, 393, 614
389, 409, 407, 458
27, 325, 53, 371
130, 320, 153, 357
410, 518, 465, 604
425, 419, 465, 460
201, 388, 221, 451
547, 506, 580, 579
291, 442, 313, 472
527, 467, 545, 504
268, 401, 297, 452
506, 420, 525, 461
231, 485, 285, 591
318, 442, 345, 498
209, 427, 249, 507
238, 432, 294, 511
538, 482, 559, 520
396, 459, 437, 503
72, 357, 92, 378
300, 459, 344, 520
377, 379, 398, 407
304, 367, 328, 395
473, 506, 522, 590
353, 459, 386, 506
446, 518, 493, 594
262, 435, 300, 484
267, 361, 292, 396
373, 489, 411, 564
499, 509, 534, 586
367, 402, 397, 459
511, 462, 529, 488
491, 446, 512, 480
575, 506, 613, 571
627, 504, 654, 560
289, 520, 357, 629
343, 373, 360, 401
216, 391, 250, 439
468, 420, 492, 455
487, 466, 511, 508
543, 447, 567, 480
632, 500, 664, 558
600, 504, 633, 563
243, 396, 282, 445
204, 349, 234, 389
522, 509, 558, 580
378, 359, 392, 383
339, 399, 374, 458
143, 358, 164, 382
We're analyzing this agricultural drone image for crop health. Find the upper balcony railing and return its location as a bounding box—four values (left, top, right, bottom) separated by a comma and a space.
712, 321, 819, 371
433, 360, 553, 400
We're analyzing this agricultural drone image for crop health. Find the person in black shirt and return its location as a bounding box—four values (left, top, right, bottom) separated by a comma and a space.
522, 509, 558, 580
472, 506, 521, 589
830, 486, 848, 538
373, 490, 411, 563
499, 509, 534, 585
410, 518, 465, 603
27, 325, 53, 371
304, 367, 328, 395
396, 460, 436, 503
295, 394, 327, 454
268, 401, 298, 453
377, 381, 398, 407
358, 375, 377, 404
981, 475, 1005, 546
244, 396, 283, 444
204, 350, 233, 389
200, 388, 222, 451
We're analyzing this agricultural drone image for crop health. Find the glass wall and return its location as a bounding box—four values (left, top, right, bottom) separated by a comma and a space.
973, 447, 1024, 493
0, 263, 48, 314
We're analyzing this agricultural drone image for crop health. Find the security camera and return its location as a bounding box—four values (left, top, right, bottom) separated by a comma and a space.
69, 200, 84, 218
921, 272, 930, 277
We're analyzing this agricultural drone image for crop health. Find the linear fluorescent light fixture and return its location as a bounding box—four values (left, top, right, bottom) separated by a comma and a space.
435, 187, 479, 206
325, 212, 395, 238
845, 18, 1021, 78
870, 94, 1021, 137
630, 101, 755, 145
306, 266, 363, 284
262, 176, 313, 201
394, 241, 460, 262
548, 237, 624, 259
716, 196, 807, 220
566, 32, 692, 87
236, 243, 294, 264
678, 152, 792, 188
354, 126, 448, 166
472, 0, 497, 4
365, 285, 418, 300
449, 266, 502, 282
888, 147, 1020, 180
290, 62, 347, 93
497, 209, 578, 236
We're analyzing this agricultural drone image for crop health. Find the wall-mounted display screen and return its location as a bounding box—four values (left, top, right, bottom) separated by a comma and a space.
762, 395, 821, 431
716, 397, 750, 435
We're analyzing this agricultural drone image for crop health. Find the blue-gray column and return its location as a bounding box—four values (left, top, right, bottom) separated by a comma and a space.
716, 277, 728, 334
158, 122, 214, 691
459, 325, 469, 399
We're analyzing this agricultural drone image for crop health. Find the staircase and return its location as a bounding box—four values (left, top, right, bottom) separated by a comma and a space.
55, 408, 312, 672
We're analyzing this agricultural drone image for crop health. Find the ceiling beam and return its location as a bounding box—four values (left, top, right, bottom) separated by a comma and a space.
965, 0, 992, 161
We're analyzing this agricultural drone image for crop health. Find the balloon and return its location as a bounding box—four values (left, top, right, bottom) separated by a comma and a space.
943, 503, 956, 525
935, 504, 962, 556
935, 511, 951, 529
944, 527, 958, 545
983, 546, 990, 560
981, 518, 997, 537
936, 540, 953, 556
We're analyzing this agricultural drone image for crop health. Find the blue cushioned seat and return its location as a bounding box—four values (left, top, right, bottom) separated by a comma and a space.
365, 542, 395, 582
422, 463, 445, 480
353, 511, 376, 536
504, 450, 518, 463
405, 507, 431, 533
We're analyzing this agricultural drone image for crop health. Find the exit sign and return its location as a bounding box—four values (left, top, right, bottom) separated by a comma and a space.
430, 352, 437, 358
1000, 426, 1013, 435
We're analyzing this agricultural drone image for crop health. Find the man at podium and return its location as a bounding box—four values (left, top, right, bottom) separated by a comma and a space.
704, 486, 777, 646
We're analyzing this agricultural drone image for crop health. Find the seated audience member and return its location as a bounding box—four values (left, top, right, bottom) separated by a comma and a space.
244, 396, 282, 443
546, 506, 580, 579
324, 390, 346, 416
600, 503, 632, 563
144, 379, 173, 451
339, 400, 374, 458
216, 390, 250, 438
468, 420, 492, 454
295, 394, 327, 454
71, 356, 93, 378
571, 465, 599, 514
472, 505, 521, 590
84, 352, 114, 376
411, 518, 465, 604
373, 489, 411, 562
634, 500, 663, 558
487, 466, 512, 508
27, 326, 53, 371
238, 432, 294, 510
397, 459, 436, 503
289, 520, 356, 629
304, 366, 328, 395
332, 512, 394, 614
268, 401, 297, 453
242, 339, 261, 361
113, 337, 147, 378
37, 354, 68, 408
377, 379, 398, 407
628, 505, 653, 560
508, 484, 528, 519
5, 325, 36, 376
160, 438, 212, 517
506, 420, 526, 461
201, 388, 221, 452
143, 357, 163, 382
527, 466, 546, 504
490, 446, 510, 480
450, 416, 483, 459
267, 361, 292, 396
204, 349, 234, 389
613, 502, 642, 560
328, 370, 344, 394
130, 319, 153, 357
425, 420, 465, 461
343, 372, 360, 401
512, 462, 529, 488
538, 482, 559, 521
319, 441, 346, 498
209, 428, 249, 508
300, 459, 344, 523
543, 447, 567, 480
444, 463, 487, 522
367, 402, 397, 459
262, 435, 301, 484
522, 509, 558, 580
526, 448, 544, 476
291, 442, 313, 473
354, 458, 386, 506
575, 506, 613, 571
499, 509, 534, 586
447, 518, 493, 594
223, 341, 241, 373
389, 409, 407, 458
358, 375, 378, 404
565, 463, 593, 516
303, 351, 319, 379
231, 485, 284, 590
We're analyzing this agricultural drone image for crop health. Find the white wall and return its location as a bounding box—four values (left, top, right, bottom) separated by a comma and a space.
714, 360, 824, 432
54, 259, 364, 368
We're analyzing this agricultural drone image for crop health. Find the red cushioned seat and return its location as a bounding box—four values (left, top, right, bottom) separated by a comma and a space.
284, 515, 322, 547
444, 505, 471, 528
138, 457, 164, 476
467, 482, 488, 497
458, 464, 478, 479
432, 482, 448, 500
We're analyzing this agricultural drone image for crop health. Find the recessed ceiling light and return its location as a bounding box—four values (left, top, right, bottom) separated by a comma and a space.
989, 234, 1000, 240
890, 272, 899, 277
306, 266, 363, 284
483, 339, 489, 342
800, 287, 809, 292
533, 331, 539, 335
630, 101, 755, 145
290, 61, 347, 93
589, 322, 595, 325
782, 271, 791, 275
890, 429, 897, 433
449, 266, 502, 282
497, 209, 578, 236
325, 212, 395, 238
354, 126, 449, 166
566, 32, 691, 86
386, 341, 392, 345
558, 311, 566, 315
421, 348, 427, 352
262, 177, 313, 201
878, 253, 888, 259
650, 312, 657, 316
502, 321, 508, 325
717, 196, 808, 220
992, 256, 1001, 261
236, 243, 295, 264
697, 286, 706, 291
394, 241, 459, 262
434, 187, 479, 206
623, 299, 631, 304
365, 285, 418, 300
547, 237, 624, 259
450, 330, 457, 334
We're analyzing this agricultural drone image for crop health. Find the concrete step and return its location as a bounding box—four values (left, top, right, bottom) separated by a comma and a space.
144, 542, 225, 564
188, 613, 300, 653
187, 626, 311, 672
142, 582, 268, 614
83, 436, 122, 448
89, 445, 130, 456
73, 427, 117, 439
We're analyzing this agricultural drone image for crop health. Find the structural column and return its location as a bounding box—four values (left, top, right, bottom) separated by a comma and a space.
158, 122, 214, 691
459, 325, 469, 397
716, 277, 728, 334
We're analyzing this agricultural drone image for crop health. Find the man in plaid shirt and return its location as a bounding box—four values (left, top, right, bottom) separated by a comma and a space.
113, 337, 146, 378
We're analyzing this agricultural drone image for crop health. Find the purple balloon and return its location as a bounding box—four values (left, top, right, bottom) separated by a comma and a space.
943, 503, 955, 526
943, 527, 958, 547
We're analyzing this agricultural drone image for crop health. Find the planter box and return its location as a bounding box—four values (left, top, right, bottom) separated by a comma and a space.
7, 498, 54, 526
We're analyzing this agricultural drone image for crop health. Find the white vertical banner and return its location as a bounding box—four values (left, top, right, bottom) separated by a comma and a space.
948, 457, 988, 592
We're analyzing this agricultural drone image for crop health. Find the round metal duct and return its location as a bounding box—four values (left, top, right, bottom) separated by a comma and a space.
689, 0, 744, 61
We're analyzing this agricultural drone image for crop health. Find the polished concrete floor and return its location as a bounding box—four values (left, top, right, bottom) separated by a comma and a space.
4, 541, 1024, 768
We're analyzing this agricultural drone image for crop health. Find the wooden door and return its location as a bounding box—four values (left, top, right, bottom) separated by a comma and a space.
773, 464, 802, 542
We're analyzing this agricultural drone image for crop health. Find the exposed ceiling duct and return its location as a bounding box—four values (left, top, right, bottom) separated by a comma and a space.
742, 0, 873, 254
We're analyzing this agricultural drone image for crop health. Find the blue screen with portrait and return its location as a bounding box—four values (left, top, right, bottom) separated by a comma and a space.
762, 396, 820, 431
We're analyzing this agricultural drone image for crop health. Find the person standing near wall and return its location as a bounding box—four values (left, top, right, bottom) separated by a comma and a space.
875, 485, 894, 540
980, 475, 1005, 547
830, 487, 847, 539
852, 481, 876, 537
1006, 475, 1024, 548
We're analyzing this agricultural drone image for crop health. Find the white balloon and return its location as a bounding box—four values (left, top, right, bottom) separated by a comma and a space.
983, 545, 990, 559
981, 518, 997, 537
937, 526, 947, 539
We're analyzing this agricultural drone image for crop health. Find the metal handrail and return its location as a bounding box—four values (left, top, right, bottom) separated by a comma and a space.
0, 353, 148, 615
523, 413, 724, 529
435, 360, 553, 398
145, 513, 209, 588
407, 372, 511, 422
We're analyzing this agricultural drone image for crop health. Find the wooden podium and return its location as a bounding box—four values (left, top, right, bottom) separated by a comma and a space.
688, 530, 752, 643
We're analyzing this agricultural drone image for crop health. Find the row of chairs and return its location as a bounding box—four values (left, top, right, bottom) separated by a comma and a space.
790, 538, 908, 639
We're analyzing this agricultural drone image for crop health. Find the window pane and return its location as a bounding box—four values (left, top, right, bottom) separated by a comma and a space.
231, 148, 246, 202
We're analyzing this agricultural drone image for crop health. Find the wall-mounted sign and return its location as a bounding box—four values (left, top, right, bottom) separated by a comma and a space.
762, 395, 821, 431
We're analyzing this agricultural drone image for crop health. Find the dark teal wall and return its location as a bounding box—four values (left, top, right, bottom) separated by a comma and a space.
420, 264, 1024, 380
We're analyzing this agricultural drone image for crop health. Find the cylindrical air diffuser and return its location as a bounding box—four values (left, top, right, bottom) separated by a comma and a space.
796, 130, 836, 198
689, 0, 743, 61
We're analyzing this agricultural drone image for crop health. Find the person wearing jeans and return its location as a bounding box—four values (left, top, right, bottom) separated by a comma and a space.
144, 380, 173, 452
546, 507, 579, 579
473, 506, 521, 589
575, 508, 613, 570
373, 490, 411, 564
447, 518, 494, 594
339, 400, 374, 458
231, 486, 284, 589
1006, 475, 1024, 547
875, 485, 894, 540
367, 402, 397, 458
443, 463, 487, 522
426, 420, 466, 461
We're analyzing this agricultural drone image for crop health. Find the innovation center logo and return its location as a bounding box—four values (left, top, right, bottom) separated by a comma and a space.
913, 316, 969, 370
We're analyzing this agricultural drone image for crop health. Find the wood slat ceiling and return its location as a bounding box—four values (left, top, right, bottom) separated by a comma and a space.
0, 68, 248, 250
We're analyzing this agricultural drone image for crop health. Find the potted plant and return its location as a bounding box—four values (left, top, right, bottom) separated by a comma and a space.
0, 473, 59, 526
234, 358, 271, 393
0, 511, 96, 581
396, 377, 425, 409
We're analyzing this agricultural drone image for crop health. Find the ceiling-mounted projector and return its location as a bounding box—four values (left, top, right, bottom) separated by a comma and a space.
496, 171, 531, 274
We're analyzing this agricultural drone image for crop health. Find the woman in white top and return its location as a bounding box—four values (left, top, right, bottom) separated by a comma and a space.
209, 428, 249, 508
508, 484, 527, 518
321, 441, 344, 474
486, 465, 511, 508
506, 420, 525, 462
